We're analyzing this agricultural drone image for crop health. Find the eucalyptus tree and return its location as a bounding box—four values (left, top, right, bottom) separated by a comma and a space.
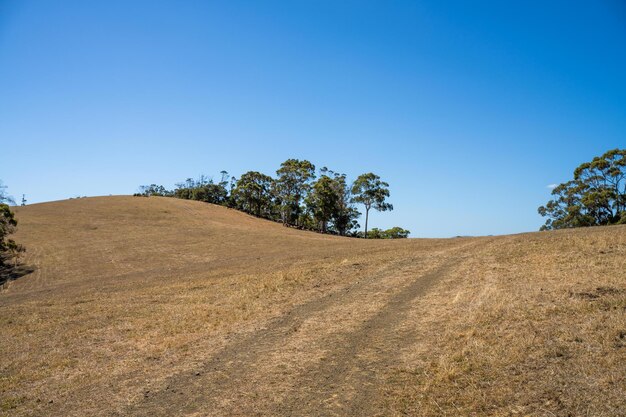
0, 181, 15, 205
138, 184, 172, 197
173, 176, 229, 205
232, 171, 275, 217
191, 183, 228, 204
305, 168, 360, 235
275, 159, 316, 226
351, 173, 393, 238
327, 171, 359, 236
539, 149, 626, 230
219, 171, 230, 187
306, 174, 339, 233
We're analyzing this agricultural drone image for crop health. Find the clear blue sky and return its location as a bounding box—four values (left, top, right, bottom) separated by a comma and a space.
1, 1, 625, 237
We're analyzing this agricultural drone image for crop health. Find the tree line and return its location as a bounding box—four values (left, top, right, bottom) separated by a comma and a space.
538, 149, 626, 230
137, 159, 410, 238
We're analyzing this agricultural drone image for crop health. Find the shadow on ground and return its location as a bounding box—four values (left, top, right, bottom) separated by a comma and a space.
0, 264, 35, 287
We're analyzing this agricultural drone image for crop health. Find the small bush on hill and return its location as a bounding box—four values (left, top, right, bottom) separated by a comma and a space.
360, 227, 410, 239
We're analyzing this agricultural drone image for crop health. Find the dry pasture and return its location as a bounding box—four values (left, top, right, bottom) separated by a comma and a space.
1, 196, 624, 416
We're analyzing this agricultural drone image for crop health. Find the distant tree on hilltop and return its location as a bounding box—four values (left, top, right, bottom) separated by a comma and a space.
328, 171, 360, 236
306, 173, 340, 233
275, 159, 316, 226
538, 149, 626, 230
136, 184, 173, 197
383, 226, 410, 239
174, 177, 228, 205
361, 227, 410, 239
232, 171, 275, 217
351, 173, 393, 238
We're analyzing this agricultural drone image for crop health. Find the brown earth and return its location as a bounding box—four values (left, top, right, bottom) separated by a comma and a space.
1, 196, 624, 416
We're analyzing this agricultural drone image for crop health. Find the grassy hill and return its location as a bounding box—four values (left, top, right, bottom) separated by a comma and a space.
1, 196, 625, 416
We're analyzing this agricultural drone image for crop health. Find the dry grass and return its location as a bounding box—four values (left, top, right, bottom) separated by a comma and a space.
0, 196, 454, 416
386, 226, 626, 416
1, 196, 624, 416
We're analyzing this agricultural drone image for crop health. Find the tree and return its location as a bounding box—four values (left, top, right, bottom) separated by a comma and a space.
366, 227, 384, 239
306, 174, 339, 233
351, 173, 393, 238
137, 184, 172, 197
232, 171, 275, 217
0, 181, 15, 205
539, 149, 626, 230
174, 181, 228, 205
362, 226, 410, 239
305, 168, 360, 235
0, 181, 22, 272
326, 171, 359, 236
275, 159, 316, 225
382, 226, 410, 239
0, 203, 24, 273
170, 173, 232, 205
192, 184, 228, 204
219, 171, 230, 186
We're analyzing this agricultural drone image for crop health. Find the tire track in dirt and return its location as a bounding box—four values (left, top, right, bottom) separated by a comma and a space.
273, 262, 453, 417
119, 256, 412, 416
121, 249, 465, 417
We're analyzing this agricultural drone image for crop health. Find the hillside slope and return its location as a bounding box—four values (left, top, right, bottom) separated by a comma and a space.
1, 196, 625, 416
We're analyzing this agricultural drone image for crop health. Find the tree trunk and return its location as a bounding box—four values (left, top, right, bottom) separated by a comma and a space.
364, 208, 369, 238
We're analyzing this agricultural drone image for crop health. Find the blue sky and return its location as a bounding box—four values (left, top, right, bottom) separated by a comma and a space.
1, 0, 625, 237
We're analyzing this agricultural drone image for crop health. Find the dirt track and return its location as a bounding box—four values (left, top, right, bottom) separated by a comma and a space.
124, 255, 459, 416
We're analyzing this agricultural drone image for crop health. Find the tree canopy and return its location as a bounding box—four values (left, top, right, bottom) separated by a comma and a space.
538, 149, 626, 230
0, 181, 15, 205
363, 227, 410, 239
231, 171, 275, 217
0, 182, 25, 278
275, 159, 316, 225
351, 173, 393, 238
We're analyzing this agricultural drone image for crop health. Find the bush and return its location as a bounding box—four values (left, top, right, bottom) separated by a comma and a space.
360, 226, 410, 239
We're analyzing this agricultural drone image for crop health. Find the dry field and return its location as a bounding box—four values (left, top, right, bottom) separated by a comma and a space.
1, 196, 624, 416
